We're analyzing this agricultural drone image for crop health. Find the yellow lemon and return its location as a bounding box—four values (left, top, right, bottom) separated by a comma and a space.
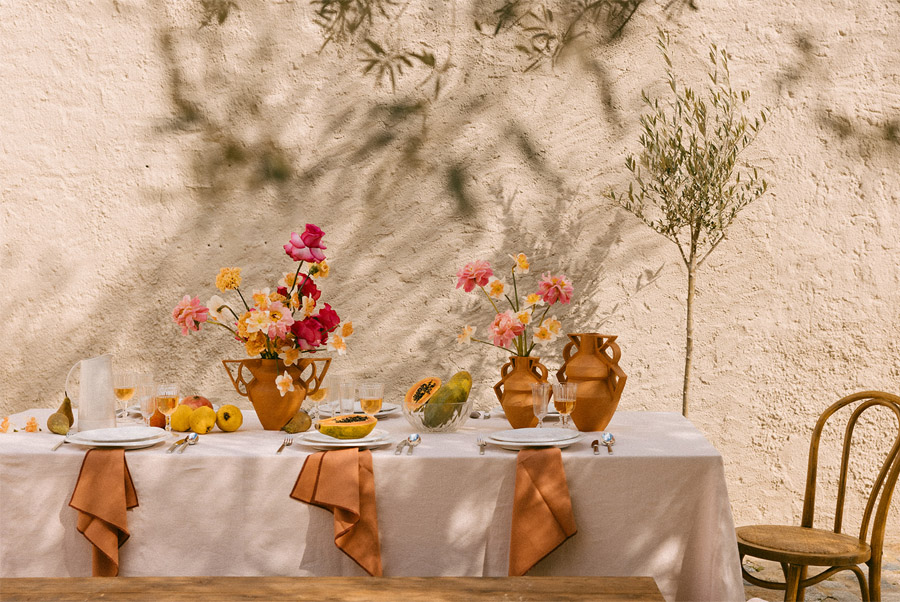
216, 405, 243, 432
170, 405, 193, 432
190, 406, 216, 435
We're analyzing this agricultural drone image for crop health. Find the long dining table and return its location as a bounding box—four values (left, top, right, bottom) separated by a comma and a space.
0, 407, 744, 601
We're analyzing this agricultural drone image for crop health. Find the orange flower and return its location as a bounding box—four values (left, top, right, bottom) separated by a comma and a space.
215, 267, 242, 292
244, 332, 267, 356
0, 417, 9, 433
341, 321, 354, 338
25, 417, 39, 432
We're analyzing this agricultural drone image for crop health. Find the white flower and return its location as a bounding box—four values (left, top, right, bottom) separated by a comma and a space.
206, 295, 229, 322
457, 325, 475, 346
328, 334, 348, 356
275, 371, 294, 396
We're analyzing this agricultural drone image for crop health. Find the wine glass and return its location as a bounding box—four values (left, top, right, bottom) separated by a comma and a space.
552, 382, 577, 429
307, 375, 332, 425
154, 384, 180, 433
113, 371, 137, 418
357, 383, 384, 418
531, 383, 551, 428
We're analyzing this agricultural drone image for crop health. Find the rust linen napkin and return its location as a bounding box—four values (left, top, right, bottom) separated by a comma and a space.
68, 448, 139, 577
291, 448, 383, 576
509, 447, 577, 576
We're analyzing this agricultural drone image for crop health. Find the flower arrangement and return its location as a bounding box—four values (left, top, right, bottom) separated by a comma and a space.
172, 224, 354, 365
455, 253, 573, 357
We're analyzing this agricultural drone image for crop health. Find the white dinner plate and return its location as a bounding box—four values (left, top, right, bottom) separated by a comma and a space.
65, 431, 169, 449
321, 402, 399, 418
491, 405, 560, 417
489, 427, 580, 444
297, 429, 393, 450
71, 426, 166, 443
486, 433, 583, 450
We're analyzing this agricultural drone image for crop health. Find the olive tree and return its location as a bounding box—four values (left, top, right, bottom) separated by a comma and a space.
609, 30, 770, 417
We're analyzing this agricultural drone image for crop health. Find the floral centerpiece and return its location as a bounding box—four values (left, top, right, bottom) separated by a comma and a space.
455, 253, 574, 428
171, 224, 353, 429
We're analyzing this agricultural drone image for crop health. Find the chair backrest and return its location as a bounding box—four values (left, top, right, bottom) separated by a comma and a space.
800, 391, 900, 561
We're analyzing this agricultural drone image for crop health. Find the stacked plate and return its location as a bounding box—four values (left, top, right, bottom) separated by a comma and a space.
65, 426, 168, 449
486, 427, 582, 450
321, 402, 400, 418
298, 428, 393, 450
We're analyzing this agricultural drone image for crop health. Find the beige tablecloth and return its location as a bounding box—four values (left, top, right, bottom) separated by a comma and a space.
0, 409, 743, 601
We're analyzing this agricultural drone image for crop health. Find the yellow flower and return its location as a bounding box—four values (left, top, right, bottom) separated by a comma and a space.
245, 332, 267, 356
545, 316, 562, 335
510, 253, 529, 274
533, 325, 553, 344
25, 417, 38, 432
281, 348, 300, 367
290, 291, 301, 310
524, 293, 544, 307
237, 312, 252, 338
245, 311, 271, 334
0, 417, 9, 433
457, 325, 475, 346
487, 278, 505, 299
275, 371, 295, 396
216, 267, 242, 292
341, 321, 354, 338
269, 292, 287, 304
310, 261, 330, 279
328, 334, 348, 355
281, 272, 298, 288
302, 296, 317, 318
516, 311, 531, 325
252, 288, 271, 309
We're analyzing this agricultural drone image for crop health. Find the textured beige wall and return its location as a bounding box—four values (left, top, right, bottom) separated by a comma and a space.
2, 1, 899, 541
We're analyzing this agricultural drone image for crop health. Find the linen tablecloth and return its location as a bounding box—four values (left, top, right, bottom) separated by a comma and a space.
0, 409, 743, 601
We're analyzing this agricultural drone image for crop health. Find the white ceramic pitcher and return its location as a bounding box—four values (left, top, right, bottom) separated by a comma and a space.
65, 354, 116, 432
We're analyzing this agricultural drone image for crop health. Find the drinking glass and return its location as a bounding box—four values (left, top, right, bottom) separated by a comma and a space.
132, 374, 155, 426
308, 375, 333, 425
531, 383, 551, 428
338, 381, 356, 416
551, 382, 577, 429
357, 383, 384, 417
113, 371, 137, 416
154, 384, 180, 432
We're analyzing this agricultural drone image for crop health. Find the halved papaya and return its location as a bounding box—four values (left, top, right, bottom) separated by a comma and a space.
404, 377, 441, 411
423, 371, 472, 427
317, 414, 377, 439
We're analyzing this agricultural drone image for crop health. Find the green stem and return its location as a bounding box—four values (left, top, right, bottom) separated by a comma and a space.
511, 266, 520, 312
480, 286, 501, 314
535, 304, 551, 328
471, 337, 513, 353
236, 288, 251, 312
287, 262, 305, 296
208, 320, 238, 336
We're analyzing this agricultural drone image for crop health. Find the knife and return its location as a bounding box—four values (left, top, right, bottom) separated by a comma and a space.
167, 437, 188, 453
591, 439, 600, 455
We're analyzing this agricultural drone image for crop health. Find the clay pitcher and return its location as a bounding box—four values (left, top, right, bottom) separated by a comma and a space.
222, 357, 331, 430
493, 356, 549, 429
556, 334, 626, 432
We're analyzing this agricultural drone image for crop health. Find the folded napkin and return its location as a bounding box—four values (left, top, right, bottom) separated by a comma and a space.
509, 447, 577, 576
291, 448, 383, 576
68, 449, 139, 577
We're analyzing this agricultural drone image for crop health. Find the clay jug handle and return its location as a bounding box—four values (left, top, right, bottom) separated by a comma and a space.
604, 338, 622, 364
222, 360, 249, 398
558, 339, 578, 382
493, 359, 513, 403
533, 361, 549, 383
609, 362, 627, 400
300, 357, 332, 396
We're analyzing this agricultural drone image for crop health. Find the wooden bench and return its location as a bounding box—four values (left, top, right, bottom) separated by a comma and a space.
0, 576, 664, 601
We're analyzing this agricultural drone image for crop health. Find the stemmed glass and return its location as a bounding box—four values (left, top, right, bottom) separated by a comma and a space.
113, 371, 137, 418
531, 383, 551, 428
308, 375, 333, 425
154, 384, 180, 433
552, 382, 578, 429
358, 383, 384, 418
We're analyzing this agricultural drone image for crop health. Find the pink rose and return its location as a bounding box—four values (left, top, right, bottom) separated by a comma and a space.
536, 273, 574, 305
315, 303, 340, 332
489, 310, 525, 348
283, 230, 326, 263
456, 260, 494, 293
172, 295, 209, 335
300, 223, 326, 250
266, 301, 295, 339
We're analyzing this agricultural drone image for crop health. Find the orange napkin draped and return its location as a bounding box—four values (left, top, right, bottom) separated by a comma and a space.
509, 447, 577, 576
68, 449, 139, 577
291, 448, 383, 576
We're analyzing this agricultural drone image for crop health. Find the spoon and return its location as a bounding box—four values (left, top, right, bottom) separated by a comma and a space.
178, 432, 199, 453
601, 432, 615, 455
406, 433, 421, 455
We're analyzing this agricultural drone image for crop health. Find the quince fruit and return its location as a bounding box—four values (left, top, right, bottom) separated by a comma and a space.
216, 405, 243, 432
170, 405, 193, 432
190, 406, 216, 435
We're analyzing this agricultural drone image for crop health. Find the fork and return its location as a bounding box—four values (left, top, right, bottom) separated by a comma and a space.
477, 436, 486, 455
276, 437, 293, 454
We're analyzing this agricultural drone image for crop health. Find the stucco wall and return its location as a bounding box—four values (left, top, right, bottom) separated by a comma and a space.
2, 0, 899, 542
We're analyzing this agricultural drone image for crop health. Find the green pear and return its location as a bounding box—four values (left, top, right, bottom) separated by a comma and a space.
47, 412, 70, 435
58, 396, 74, 426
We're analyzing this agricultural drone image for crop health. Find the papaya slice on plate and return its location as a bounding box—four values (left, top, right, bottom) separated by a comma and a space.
318, 414, 377, 439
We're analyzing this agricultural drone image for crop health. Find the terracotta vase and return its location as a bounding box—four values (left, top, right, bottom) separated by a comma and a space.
556, 333, 627, 432
493, 356, 550, 429
222, 357, 331, 430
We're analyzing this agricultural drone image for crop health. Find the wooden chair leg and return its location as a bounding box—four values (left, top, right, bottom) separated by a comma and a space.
783, 564, 803, 602
796, 565, 807, 602
867, 558, 880, 602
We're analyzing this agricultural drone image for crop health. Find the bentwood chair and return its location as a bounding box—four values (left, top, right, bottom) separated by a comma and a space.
736, 391, 900, 602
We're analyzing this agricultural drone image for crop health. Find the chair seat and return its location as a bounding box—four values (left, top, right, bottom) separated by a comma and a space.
737, 524, 871, 566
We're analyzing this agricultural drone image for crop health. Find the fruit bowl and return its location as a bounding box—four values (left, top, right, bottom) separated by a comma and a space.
402, 400, 472, 433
